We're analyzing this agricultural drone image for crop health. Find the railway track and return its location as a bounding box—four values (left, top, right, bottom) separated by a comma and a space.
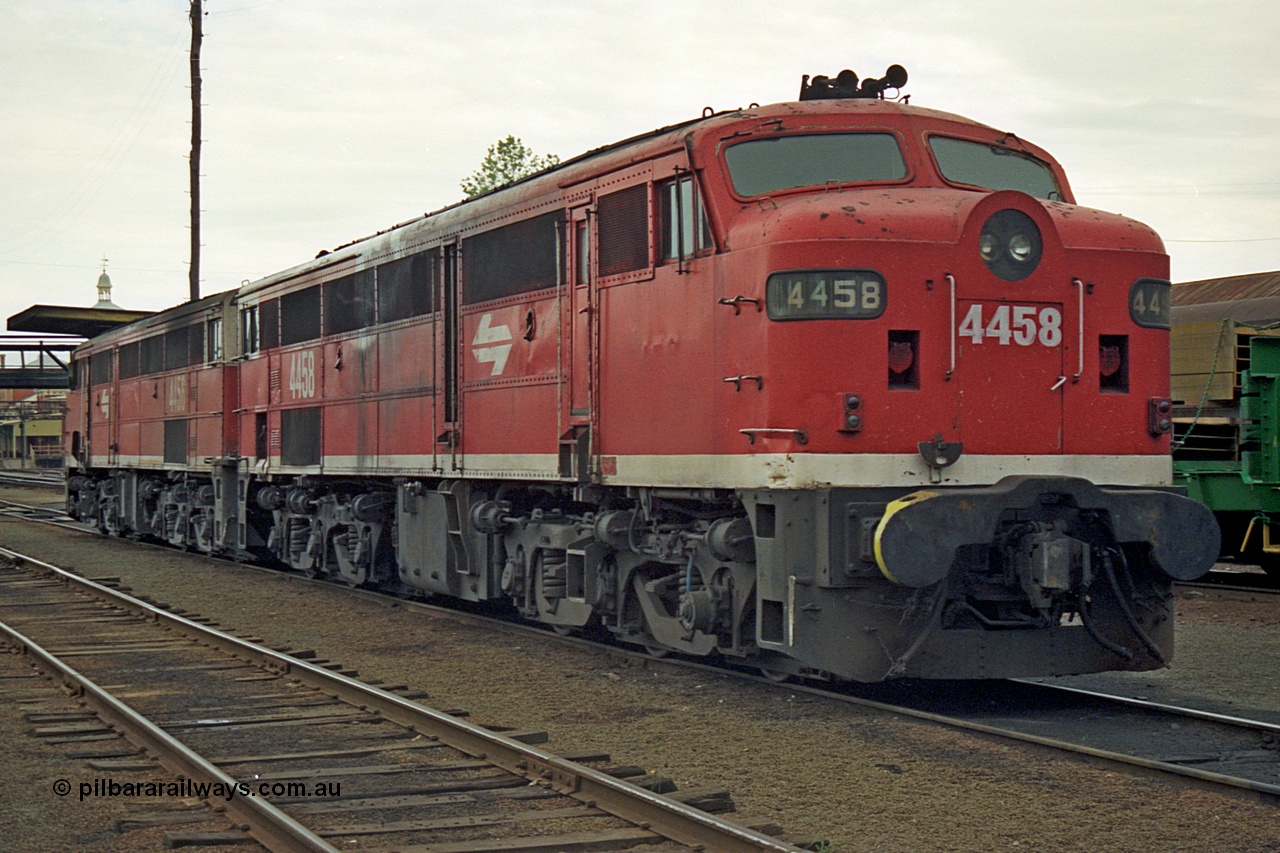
0, 496, 72, 524
0, 468, 64, 490
3, 490, 1279, 812
1181, 567, 1280, 594
812, 678, 1280, 801
0, 547, 808, 852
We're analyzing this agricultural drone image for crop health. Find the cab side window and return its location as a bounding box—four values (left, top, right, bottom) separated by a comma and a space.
241, 306, 259, 356
660, 175, 713, 262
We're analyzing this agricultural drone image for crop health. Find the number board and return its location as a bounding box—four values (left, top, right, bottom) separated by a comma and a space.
958, 303, 1062, 347
1129, 277, 1171, 329
765, 270, 886, 320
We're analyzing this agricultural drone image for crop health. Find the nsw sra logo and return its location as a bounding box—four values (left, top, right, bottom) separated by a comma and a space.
471, 314, 512, 376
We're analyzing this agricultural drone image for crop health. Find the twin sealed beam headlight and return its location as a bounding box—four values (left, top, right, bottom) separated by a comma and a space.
979, 209, 1042, 281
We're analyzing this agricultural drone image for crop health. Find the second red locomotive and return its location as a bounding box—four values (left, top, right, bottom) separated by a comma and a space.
65, 66, 1219, 681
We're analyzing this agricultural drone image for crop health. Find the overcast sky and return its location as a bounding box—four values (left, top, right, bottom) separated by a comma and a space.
2, 0, 1277, 331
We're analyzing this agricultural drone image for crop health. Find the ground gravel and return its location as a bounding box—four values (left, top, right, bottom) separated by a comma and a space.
1, 485, 1278, 853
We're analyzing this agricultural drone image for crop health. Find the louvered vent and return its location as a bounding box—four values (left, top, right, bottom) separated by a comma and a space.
597, 185, 649, 276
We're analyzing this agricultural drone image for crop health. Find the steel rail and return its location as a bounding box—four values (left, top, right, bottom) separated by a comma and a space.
0, 471, 63, 488
0, 616, 337, 852
1025, 681, 1280, 735
757, 678, 1280, 802
0, 498, 71, 519
933, 701, 1280, 799
0, 546, 802, 853
1179, 575, 1279, 594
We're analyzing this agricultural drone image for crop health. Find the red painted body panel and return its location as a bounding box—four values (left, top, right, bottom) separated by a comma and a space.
322, 401, 378, 462
597, 271, 720, 457
221, 363, 239, 458
377, 323, 434, 393
377, 394, 434, 459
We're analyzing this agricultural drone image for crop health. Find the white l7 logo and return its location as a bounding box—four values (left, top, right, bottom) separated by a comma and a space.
472, 314, 512, 376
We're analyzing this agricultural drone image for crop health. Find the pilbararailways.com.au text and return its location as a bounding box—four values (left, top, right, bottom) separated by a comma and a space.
54, 777, 341, 802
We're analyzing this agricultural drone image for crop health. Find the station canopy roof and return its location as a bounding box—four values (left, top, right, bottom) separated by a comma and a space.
7, 304, 153, 338
1171, 270, 1280, 326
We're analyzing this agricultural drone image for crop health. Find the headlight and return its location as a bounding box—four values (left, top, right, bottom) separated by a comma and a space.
1008, 233, 1034, 262
979, 209, 1042, 281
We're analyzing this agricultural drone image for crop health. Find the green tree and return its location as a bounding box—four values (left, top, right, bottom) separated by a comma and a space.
460, 135, 560, 198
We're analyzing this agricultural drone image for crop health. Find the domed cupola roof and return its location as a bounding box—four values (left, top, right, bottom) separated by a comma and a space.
93, 258, 122, 310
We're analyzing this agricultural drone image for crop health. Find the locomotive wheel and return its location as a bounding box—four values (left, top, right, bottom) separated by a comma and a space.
758, 667, 792, 683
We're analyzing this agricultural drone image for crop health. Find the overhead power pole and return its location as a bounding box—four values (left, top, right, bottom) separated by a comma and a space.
189, 0, 203, 302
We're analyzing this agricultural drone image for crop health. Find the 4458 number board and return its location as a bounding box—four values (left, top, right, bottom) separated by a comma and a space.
766, 269, 886, 320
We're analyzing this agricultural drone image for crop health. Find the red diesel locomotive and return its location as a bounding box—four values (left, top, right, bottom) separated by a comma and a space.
65, 66, 1219, 681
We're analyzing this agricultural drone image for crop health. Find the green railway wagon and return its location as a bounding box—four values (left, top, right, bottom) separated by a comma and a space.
1172, 271, 1280, 579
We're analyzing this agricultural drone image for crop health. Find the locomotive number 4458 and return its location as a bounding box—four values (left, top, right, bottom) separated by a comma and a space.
288, 351, 317, 399
958, 304, 1063, 347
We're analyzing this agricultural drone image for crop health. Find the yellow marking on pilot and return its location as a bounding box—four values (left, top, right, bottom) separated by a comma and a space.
873, 490, 938, 584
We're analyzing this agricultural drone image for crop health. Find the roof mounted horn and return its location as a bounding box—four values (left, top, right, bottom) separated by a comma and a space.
799, 64, 908, 101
